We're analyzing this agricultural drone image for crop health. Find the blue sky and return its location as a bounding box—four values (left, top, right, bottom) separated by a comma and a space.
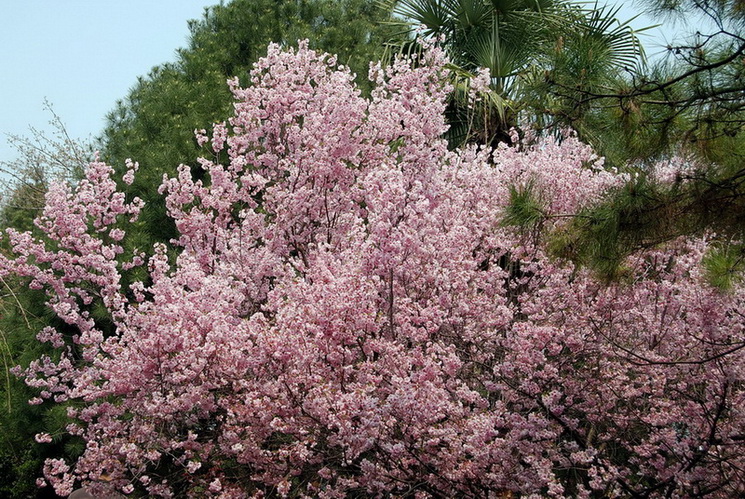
0, 1, 687, 167
0, 1, 213, 165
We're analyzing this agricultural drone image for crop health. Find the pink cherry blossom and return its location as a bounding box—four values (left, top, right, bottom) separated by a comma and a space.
1, 41, 743, 498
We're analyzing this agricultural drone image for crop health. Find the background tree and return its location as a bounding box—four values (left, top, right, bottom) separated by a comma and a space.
544, 0, 745, 282
383, 0, 646, 147
0, 102, 91, 232
100, 0, 402, 248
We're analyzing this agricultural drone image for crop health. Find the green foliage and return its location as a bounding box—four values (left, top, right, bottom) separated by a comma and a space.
554, 158, 745, 280
704, 242, 745, 291
527, 4, 653, 162
0, 282, 67, 498
0, 181, 45, 234
501, 181, 545, 227
385, 0, 645, 147
0, 448, 43, 498
539, 0, 745, 278
550, 174, 671, 279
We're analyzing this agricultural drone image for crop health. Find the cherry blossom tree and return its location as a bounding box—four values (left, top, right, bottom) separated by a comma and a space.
1, 41, 744, 498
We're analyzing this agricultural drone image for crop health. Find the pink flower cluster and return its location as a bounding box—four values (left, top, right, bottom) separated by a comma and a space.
2, 41, 744, 497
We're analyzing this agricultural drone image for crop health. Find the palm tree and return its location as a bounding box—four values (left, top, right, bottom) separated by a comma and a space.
383, 0, 646, 148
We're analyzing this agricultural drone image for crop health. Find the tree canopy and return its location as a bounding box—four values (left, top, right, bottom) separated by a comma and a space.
383, 0, 646, 147
544, 0, 745, 281
2, 1, 745, 496
3, 40, 745, 498
1, 1, 402, 495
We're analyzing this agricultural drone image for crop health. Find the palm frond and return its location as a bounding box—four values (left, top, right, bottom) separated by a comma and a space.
382, 0, 460, 35
574, 2, 653, 68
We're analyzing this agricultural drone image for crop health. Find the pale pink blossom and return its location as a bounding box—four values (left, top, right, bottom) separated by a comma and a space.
35, 433, 53, 443
1, 41, 743, 498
